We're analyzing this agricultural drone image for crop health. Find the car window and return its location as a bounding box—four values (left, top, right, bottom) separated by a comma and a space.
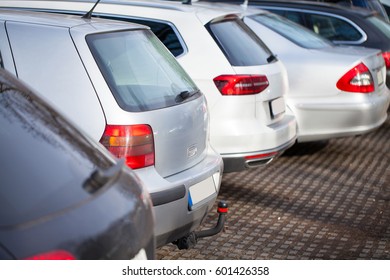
87, 29, 199, 112
249, 13, 332, 49
0, 71, 113, 226
305, 13, 363, 41
366, 15, 390, 39
271, 9, 306, 25
207, 17, 274, 66
126, 19, 185, 57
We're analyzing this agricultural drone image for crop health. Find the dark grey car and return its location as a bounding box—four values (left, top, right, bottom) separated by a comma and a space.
0, 68, 155, 260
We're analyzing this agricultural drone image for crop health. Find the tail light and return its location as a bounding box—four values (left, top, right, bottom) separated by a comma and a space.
213, 74, 269, 95
100, 124, 155, 169
245, 152, 277, 160
24, 250, 76, 260
382, 52, 390, 68
336, 62, 374, 93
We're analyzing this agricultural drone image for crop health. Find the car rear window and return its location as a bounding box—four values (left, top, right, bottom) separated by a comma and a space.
87, 29, 199, 112
0, 72, 113, 226
207, 17, 274, 66
249, 13, 332, 49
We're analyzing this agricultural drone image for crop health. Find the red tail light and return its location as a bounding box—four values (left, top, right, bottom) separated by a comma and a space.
245, 152, 278, 160
336, 63, 374, 93
24, 250, 76, 260
213, 74, 269, 95
100, 124, 155, 169
382, 52, 390, 68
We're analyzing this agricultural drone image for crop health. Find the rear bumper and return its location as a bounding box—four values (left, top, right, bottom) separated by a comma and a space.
134, 147, 223, 247
211, 113, 297, 172
221, 134, 296, 173
289, 90, 390, 142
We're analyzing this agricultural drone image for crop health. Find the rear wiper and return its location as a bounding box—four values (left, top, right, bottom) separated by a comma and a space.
267, 54, 278, 63
175, 89, 200, 103
83, 158, 125, 193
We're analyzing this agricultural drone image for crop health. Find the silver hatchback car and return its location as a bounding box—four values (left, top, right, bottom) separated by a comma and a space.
0, 9, 223, 248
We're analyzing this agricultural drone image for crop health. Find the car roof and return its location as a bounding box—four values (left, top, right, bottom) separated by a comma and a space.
246, 0, 378, 17
0, 0, 241, 23
0, 6, 149, 31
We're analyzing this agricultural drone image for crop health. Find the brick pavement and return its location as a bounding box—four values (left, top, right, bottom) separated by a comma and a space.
157, 115, 390, 260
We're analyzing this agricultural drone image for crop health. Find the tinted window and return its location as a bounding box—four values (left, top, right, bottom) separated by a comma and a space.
126, 19, 185, 57
208, 18, 274, 66
87, 30, 198, 112
0, 70, 113, 226
306, 13, 363, 41
367, 15, 390, 39
250, 13, 332, 49
271, 9, 306, 25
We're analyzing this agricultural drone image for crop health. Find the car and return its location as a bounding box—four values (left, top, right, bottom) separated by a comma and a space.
218, 0, 390, 88
3, 0, 299, 173
380, 0, 390, 19
242, 7, 390, 141
182, 2, 390, 142
0, 8, 224, 248
0, 68, 155, 259
307, 0, 389, 22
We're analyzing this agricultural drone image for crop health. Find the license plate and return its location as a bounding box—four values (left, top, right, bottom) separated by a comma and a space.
377, 68, 384, 85
270, 97, 285, 118
188, 174, 218, 209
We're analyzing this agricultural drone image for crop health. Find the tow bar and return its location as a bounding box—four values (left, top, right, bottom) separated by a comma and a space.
173, 201, 228, 250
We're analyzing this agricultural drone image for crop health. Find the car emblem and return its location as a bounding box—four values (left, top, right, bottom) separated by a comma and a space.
187, 145, 198, 158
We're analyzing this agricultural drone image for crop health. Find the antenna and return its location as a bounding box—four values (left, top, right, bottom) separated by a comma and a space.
241, 0, 249, 9
182, 0, 192, 4
82, 0, 101, 19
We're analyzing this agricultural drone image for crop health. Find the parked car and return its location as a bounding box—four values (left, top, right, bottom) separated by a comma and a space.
219, 0, 390, 88
3, 0, 299, 173
184, 2, 390, 142
0, 8, 224, 248
381, 0, 390, 19
306, 0, 389, 22
0, 68, 155, 259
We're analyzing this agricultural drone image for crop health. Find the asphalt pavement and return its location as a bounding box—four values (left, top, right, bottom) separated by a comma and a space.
157, 114, 390, 260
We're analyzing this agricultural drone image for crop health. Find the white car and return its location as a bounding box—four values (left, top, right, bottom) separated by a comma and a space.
190, 1, 390, 141
2, 0, 299, 172
0, 8, 223, 249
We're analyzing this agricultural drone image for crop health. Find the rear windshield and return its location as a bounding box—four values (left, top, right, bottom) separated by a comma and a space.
87, 30, 199, 112
207, 17, 274, 66
249, 13, 333, 49
0, 71, 113, 226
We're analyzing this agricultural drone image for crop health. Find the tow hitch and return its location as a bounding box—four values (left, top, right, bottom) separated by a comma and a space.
173, 201, 228, 250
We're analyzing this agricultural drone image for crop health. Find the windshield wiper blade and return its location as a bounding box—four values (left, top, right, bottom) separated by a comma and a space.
175, 89, 200, 103
267, 54, 278, 63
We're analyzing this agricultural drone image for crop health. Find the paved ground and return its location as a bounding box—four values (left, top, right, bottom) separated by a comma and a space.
157, 115, 390, 260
